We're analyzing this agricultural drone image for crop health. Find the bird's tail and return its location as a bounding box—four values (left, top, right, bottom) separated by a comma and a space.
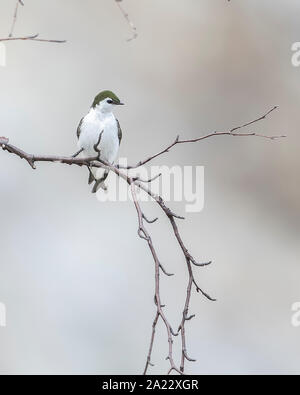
89, 167, 109, 193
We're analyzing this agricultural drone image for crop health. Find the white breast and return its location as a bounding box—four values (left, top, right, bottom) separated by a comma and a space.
78, 109, 119, 164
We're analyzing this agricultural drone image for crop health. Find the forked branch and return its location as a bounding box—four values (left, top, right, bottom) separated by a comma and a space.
0, 1, 65, 43
118, 106, 284, 170
0, 107, 284, 374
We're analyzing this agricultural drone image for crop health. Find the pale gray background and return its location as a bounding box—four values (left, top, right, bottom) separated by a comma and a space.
0, 0, 299, 374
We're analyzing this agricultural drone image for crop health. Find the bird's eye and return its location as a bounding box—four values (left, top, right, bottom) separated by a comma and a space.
107, 99, 113, 104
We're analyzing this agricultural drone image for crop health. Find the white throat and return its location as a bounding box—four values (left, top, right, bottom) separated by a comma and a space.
89, 106, 114, 122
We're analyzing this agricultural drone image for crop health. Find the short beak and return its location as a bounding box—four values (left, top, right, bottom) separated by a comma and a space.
117, 102, 125, 105
113, 100, 124, 106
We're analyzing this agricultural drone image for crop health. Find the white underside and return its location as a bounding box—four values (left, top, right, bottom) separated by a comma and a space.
77, 108, 120, 182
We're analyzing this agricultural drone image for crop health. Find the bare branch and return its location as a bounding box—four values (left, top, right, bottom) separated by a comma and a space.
132, 178, 217, 373
72, 148, 84, 158
130, 180, 181, 374
159, 262, 174, 277
9, 0, 23, 38
118, 106, 285, 170
0, 34, 66, 43
1, 2, 66, 43
142, 213, 158, 224
0, 106, 281, 374
143, 311, 159, 374
114, 0, 138, 41
133, 173, 162, 184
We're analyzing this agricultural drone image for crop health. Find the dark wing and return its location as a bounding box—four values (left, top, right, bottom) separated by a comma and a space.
117, 119, 122, 145
76, 117, 84, 139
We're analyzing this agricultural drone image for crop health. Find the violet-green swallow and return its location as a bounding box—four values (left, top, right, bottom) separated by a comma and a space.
76, 90, 124, 193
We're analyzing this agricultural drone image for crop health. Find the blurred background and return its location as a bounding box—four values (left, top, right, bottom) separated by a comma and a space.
0, 0, 299, 374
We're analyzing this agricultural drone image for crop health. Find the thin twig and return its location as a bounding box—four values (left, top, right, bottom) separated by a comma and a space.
114, 0, 138, 41
1, 1, 66, 43
118, 106, 284, 170
9, 0, 23, 38
143, 311, 159, 374
0, 34, 66, 43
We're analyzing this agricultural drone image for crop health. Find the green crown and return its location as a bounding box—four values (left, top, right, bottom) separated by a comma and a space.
92, 90, 121, 107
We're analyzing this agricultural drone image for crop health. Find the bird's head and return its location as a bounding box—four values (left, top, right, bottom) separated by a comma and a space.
92, 90, 124, 113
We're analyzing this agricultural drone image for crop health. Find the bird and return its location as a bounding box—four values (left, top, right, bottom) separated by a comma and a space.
75, 90, 124, 193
